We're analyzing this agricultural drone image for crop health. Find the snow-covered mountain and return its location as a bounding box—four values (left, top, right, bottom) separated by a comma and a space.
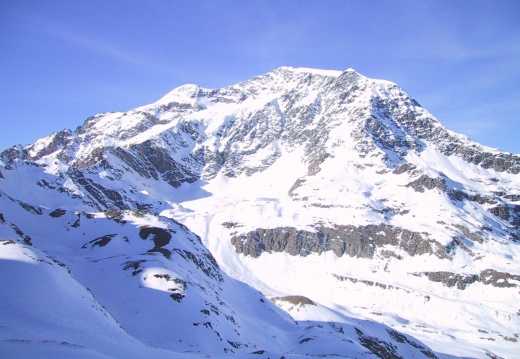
1, 67, 519, 358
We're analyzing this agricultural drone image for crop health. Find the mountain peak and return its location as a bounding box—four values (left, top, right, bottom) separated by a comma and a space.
4, 66, 519, 175
277, 66, 345, 77
154, 83, 203, 106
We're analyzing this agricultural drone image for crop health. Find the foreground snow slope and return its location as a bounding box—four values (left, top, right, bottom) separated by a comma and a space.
1, 67, 519, 358
0, 190, 449, 358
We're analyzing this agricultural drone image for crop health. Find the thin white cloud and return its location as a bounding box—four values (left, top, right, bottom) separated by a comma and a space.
15, 12, 186, 79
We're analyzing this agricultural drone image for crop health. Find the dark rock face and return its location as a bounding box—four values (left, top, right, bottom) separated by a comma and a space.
1, 145, 28, 162
419, 271, 481, 290
504, 194, 520, 201
386, 330, 438, 359
448, 190, 497, 205
231, 224, 444, 259
81, 234, 117, 249
392, 163, 417, 175
110, 146, 159, 180
132, 141, 199, 187
406, 175, 447, 193
139, 227, 173, 248
49, 208, 67, 218
73, 147, 105, 168
66, 168, 128, 210
489, 204, 520, 226
356, 327, 404, 359
355, 327, 438, 359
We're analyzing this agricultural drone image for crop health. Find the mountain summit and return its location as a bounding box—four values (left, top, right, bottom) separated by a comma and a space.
1, 67, 519, 358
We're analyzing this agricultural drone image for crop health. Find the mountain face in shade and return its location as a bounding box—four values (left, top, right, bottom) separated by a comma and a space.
1, 67, 519, 359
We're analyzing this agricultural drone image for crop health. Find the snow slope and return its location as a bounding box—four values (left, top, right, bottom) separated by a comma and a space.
0, 189, 450, 358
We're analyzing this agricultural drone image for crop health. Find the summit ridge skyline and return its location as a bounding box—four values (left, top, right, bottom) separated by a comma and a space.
1, 1, 519, 153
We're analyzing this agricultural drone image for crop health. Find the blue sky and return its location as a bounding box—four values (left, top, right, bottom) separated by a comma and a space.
1, 0, 519, 153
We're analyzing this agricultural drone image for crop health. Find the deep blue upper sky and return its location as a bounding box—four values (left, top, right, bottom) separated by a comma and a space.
1, 0, 519, 153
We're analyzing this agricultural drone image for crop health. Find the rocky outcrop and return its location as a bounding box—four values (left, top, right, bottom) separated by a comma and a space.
130, 141, 199, 187
447, 189, 497, 205
26, 130, 74, 160
139, 226, 172, 248
489, 204, 520, 226
416, 269, 520, 289
392, 163, 418, 175
355, 327, 438, 359
439, 142, 520, 174
231, 224, 444, 259
66, 168, 128, 210
452, 224, 485, 244
406, 175, 447, 193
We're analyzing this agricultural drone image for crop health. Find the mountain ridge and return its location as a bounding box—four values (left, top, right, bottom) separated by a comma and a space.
7, 67, 520, 176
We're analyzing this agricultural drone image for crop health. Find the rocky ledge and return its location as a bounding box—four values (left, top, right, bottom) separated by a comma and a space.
230, 224, 464, 259
413, 269, 520, 290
